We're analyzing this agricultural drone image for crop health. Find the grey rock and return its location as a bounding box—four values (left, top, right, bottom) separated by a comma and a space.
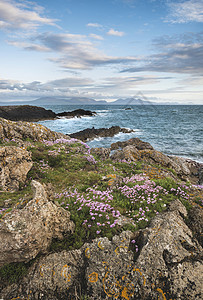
0, 180, 75, 267
0, 146, 33, 192
0, 117, 68, 143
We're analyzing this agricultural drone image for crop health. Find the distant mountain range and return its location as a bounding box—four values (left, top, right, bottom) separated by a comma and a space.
0, 96, 182, 106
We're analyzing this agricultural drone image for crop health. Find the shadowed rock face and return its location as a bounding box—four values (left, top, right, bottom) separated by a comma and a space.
0, 106, 96, 122
57, 109, 96, 118
69, 126, 134, 141
1, 200, 202, 300
0, 105, 56, 122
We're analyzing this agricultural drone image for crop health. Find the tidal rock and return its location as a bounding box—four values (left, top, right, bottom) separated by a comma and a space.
70, 126, 134, 142
0, 180, 75, 267
57, 109, 96, 118
0, 117, 67, 143
0, 105, 56, 121
0, 146, 33, 192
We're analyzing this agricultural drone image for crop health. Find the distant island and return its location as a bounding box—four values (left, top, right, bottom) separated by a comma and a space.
0, 96, 182, 106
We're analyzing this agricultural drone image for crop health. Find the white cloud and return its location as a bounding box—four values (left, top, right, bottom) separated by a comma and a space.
0, 0, 57, 30
89, 33, 104, 40
166, 0, 203, 23
86, 23, 102, 28
107, 28, 125, 37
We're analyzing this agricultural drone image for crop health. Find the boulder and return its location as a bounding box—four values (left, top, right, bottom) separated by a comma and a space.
111, 137, 154, 151
0, 117, 67, 143
0, 180, 75, 267
90, 147, 110, 160
0, 146, 33, 192
1, 200, 202, 299
0, 105, 56, 122
70, 126, 134, 142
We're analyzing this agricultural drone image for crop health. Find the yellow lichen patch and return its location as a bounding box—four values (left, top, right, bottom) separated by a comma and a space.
98, 241, 105, 250
85, 247, 91, 258
107, 174, 117, 179
157, 288, 167, 300
61, 264, 71, 282
88, 272, 98, 283
39, 264, 45, 277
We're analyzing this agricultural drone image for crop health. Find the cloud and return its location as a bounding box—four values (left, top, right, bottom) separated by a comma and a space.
0, 0, 57, 31
97, 75, 173, 90
0, 77, 95, 92
107, 28, 125, 37
86, 23, 103, 28
89, 33, 104, 40
122, 32, 203, 74
9, 31, 139, 70
166, 0, 203, 23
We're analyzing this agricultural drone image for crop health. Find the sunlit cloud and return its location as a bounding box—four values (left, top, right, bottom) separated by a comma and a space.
89, 33, 104, 40
0, 0, 57, 31
107, 28, 125, 36
86, 23, 103, 28
166, 0, 203, 23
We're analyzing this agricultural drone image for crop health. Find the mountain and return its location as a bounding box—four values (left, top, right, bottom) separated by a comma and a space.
109, 97, 153, 105
30, 97, 107, 105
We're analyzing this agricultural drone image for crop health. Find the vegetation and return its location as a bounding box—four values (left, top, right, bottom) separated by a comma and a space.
0, 137, 202, 286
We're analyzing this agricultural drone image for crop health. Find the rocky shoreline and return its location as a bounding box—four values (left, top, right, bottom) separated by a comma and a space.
0, 117, 202, 299
0, 105, 96, 122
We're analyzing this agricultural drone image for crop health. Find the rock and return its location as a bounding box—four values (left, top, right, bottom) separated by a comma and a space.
187, 205, 203, 247
70, 126, 134, 142
111, 141, 202, 183
0, 180, 75, 267
57, 109, 96, 118
0, 105, 56, 122
111, 145, 140, 162
111, 137, 154, 150
0, 146, 33, 192
0, 117, 67, 143
1, 200, 202, 299
90, 147, 110, 160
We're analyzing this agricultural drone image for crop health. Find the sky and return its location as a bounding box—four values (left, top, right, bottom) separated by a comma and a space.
0, 0, 203, 104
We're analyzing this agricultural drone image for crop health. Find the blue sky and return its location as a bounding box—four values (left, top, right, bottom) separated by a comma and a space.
0, 0, 202, 104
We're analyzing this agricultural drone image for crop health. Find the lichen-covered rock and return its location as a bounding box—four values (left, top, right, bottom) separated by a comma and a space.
90, 147, 111, 160
1, 200, 202, 299
111, 144, 203, 184
0, 180, 75, 267
111, 137, 154, 151
0, 146, 33, 192
0, 117, 67, 143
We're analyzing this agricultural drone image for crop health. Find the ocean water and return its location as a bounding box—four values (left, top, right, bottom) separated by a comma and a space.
38, 105, 203, 163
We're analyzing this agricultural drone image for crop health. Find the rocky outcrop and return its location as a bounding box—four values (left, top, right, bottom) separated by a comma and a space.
57, 109, 96, 118
0, 105, 56, 121
0, 146, 33, 192
0, 180, 75, 268
111, 141, 203, 184
90, 147, 111, 160
0, 106, 96, 122
70, 126, 134, 142
111, 137, 154, 151
0, 117, 67, 143
1, 200, 202, 300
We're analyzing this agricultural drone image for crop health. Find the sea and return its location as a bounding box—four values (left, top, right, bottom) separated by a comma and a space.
38, 105, 203, 164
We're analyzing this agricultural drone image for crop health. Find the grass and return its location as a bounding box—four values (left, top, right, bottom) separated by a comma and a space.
0, 138, 201, 256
